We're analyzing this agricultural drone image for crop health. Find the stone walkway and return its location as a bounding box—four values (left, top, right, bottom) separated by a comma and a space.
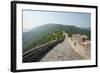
40, 33, 84, 62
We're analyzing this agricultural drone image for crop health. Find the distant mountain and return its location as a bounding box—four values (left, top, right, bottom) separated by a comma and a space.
64, 25, 91, 38
80, 27, 91, 31
23, 24, 90, 53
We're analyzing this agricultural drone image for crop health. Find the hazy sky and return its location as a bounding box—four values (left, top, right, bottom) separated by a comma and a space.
23, 10, 91, 32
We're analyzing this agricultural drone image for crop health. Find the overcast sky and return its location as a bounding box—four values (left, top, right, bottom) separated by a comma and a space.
23, 10, 91, 32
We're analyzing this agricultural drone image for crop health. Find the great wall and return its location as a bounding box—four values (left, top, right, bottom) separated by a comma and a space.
23, 32, 90, 62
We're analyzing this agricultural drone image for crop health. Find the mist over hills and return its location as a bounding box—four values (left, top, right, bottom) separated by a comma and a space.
23, 23, 90, 53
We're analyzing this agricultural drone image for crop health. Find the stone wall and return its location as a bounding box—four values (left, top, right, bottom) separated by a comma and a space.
23, 37, 65, 62
68, 34, 91, 59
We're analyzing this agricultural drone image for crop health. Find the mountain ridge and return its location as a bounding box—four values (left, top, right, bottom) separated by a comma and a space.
23, 23, 90, 53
